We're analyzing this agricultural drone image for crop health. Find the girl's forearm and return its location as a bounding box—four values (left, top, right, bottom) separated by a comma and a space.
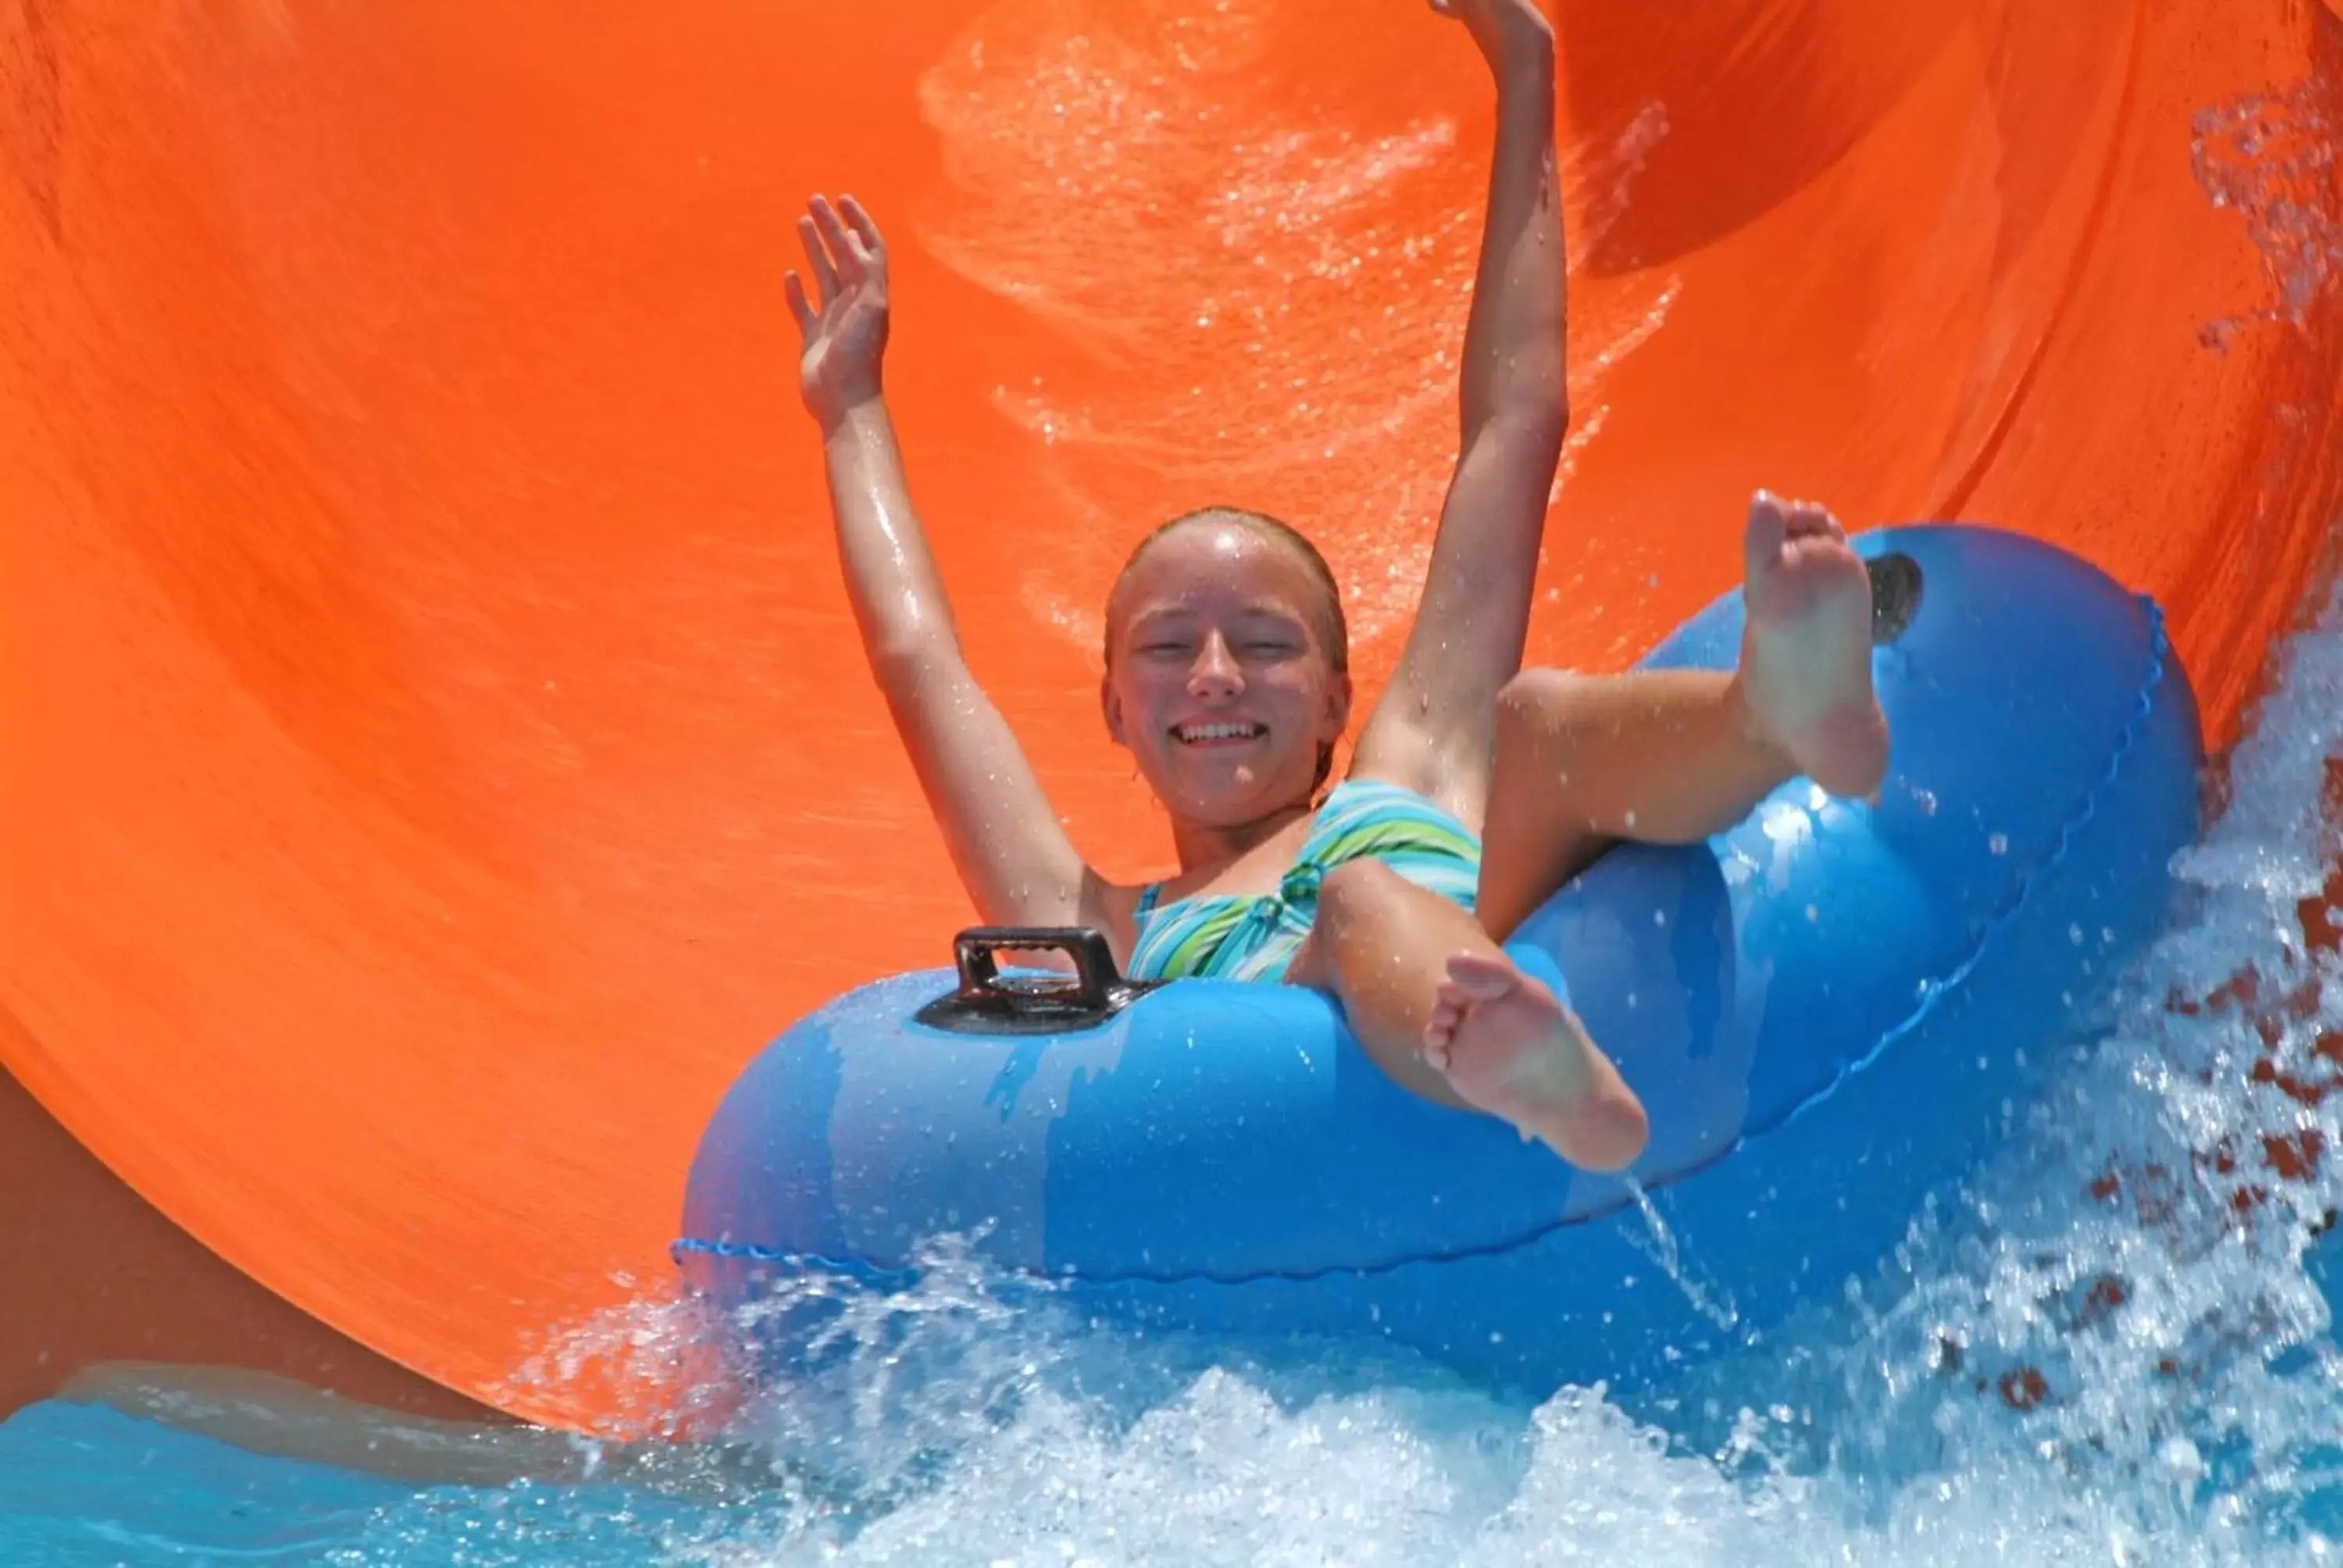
818, 399, 963, 681
1458, 46, 1567, 442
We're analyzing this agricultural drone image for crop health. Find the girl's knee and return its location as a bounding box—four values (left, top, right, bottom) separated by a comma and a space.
1314, 857, 1408, 930
1314, 860, 1485, 957
1496, 667, 1592, 744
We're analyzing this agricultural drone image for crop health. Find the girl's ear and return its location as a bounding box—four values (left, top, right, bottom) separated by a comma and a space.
1322, 670, 1354, 743
1100, 672, 1127, 747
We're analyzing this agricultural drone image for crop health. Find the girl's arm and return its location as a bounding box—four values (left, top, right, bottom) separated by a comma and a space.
791, 196, 1107, 932
1350, 1, 1567, 818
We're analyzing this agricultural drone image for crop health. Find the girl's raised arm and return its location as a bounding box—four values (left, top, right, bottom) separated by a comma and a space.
1350, 1, 1569, 820
790, 196, 1109, 932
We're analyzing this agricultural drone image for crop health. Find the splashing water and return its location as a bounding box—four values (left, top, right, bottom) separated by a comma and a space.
2192, 80, 2339, 350
1621, 1179, 1742, 1337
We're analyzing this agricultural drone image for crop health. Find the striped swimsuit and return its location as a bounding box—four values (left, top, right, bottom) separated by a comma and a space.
1126, 778, 1483, 983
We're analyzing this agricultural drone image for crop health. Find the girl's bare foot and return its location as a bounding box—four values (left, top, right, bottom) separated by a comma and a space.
1422, 951, 1649, 1171
1736, 491, 1891, 799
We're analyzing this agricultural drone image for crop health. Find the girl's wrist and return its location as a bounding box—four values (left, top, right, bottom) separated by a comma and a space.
812, 379, 887, 436
1488, 34, 1556, 93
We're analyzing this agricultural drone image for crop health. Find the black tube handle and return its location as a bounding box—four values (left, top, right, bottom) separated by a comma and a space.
951, 926, 1124, 1004
915, 927, 1161, 1035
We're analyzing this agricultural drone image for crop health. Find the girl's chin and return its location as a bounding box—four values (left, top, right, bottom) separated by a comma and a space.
1158, 774, 1311, 822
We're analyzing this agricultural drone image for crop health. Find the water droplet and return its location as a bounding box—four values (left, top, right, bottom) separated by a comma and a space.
1988, 832, 2010, 856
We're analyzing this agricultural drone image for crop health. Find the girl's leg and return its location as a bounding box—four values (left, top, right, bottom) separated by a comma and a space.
1476, 493, 1889, 939
1470, 666, 1788, 939
1414, 494, 1888, 1160
1287, 860, 1650, 1172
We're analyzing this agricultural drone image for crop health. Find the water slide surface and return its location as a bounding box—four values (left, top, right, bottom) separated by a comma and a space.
5, 0, 2341, 1431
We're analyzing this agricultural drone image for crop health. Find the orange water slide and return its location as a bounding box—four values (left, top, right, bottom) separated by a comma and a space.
4, 0, 2340, 1434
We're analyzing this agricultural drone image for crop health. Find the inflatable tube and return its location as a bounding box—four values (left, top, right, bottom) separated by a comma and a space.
676, 525, 2205, 1393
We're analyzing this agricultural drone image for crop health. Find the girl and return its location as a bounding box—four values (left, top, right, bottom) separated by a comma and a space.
784, 0, 1889, 1174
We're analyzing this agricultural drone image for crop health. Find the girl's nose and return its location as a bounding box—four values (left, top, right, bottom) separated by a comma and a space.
1188, 632, 1243, 696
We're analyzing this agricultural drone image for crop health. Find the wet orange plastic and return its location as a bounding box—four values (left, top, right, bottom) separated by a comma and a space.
4, 1, 2339, 1431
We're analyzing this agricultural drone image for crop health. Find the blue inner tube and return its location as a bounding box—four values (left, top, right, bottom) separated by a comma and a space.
676, 524, 2204, 1395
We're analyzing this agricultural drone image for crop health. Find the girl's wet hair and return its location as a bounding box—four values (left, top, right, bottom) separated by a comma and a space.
1104, 506, 1350, 795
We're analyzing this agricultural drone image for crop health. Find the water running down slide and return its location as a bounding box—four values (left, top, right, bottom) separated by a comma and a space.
3, 0, 2339, 1432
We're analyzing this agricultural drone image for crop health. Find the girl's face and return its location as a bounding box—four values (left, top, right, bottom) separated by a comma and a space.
1102, 520, 1350, 831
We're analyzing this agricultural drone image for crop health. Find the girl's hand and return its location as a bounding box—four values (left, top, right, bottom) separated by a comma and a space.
786, 194, 892, 427
1428, 0, 1554, 74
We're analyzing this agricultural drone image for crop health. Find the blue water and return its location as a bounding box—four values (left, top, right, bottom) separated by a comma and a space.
0, 1397, 809, 1565
5, 580, 2338, 1566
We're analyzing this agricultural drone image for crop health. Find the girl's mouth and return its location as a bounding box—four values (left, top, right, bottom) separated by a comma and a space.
1172, 721, 1266, 746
